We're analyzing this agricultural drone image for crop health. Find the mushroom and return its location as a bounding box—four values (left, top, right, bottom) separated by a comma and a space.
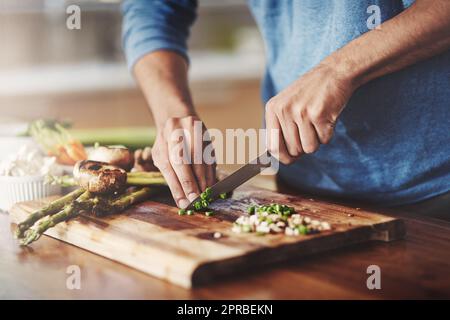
88, 146, 134, 171
73, 160, 127, 194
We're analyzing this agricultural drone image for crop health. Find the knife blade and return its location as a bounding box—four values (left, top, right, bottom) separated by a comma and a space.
186, 151, 272, 210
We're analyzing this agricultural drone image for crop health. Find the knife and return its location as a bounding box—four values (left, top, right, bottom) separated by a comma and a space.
186, 151, 273, 209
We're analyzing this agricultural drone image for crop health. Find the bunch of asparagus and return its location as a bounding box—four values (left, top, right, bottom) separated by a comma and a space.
15, 160, 166, 246
15, 187, 158, 246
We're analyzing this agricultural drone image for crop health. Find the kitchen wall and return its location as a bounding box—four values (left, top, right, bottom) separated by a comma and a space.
0, 0, 265, 133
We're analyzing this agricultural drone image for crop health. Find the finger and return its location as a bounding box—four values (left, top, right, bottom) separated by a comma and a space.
172, 162, 201, 203
189, 124, 209, 192
164, 118, 201, 201
265, 110, 295, 164
192, 163, 207, 192
203, 141, 217, 187
312, 120, 335, 145
177, 116, 208, 191
168, 138, 201, 202
277, 115, 303, 157
297, 119, 320, 154
152, 148, 189, 209
205, 163, 217, 187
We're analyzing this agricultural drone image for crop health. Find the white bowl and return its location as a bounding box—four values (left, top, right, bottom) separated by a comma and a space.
0, 175, 62, 211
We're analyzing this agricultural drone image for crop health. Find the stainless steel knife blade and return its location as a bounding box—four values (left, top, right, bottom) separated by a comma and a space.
186, 151, 272, 210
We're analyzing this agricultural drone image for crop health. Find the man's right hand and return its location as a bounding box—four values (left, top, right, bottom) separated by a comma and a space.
151, 115, 216, 209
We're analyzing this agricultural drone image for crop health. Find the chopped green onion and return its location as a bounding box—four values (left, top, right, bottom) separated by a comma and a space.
201, 199, 209, 208
298, 225, 308, 235
187, 210, 194, 216
194, 201, 202, 211
186, 187, 226, 216
178, 209, 186, 216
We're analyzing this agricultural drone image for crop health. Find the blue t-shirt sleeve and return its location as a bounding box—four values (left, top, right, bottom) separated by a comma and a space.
121, 0, 198, 70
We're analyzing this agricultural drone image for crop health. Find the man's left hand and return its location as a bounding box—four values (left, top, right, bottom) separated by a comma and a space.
265, 62, 356, 164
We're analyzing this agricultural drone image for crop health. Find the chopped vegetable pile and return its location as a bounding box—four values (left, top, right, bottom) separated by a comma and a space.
232, 203, 331, 236
15, 187, 155, 246
178, 187, 228, 217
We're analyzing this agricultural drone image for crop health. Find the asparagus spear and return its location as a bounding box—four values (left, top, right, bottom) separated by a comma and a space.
15, 188, 85, 238
112, 187, 153, 208
20, 190, 92, 246
92, 187, 154, 217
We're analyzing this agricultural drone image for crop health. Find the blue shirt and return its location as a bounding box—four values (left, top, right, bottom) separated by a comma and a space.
122, 0, 450, 206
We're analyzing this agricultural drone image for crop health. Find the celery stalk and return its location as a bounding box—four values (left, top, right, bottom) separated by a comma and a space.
69, 127, 156, 150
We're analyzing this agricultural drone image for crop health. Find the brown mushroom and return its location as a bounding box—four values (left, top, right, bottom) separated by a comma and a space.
88, 146, 134, 171
73, 160, 127, 194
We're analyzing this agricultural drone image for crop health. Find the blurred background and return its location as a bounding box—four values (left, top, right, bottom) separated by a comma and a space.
0, 0, 265, 137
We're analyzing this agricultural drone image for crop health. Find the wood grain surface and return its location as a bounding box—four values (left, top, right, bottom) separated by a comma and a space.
9, 187, 405, 288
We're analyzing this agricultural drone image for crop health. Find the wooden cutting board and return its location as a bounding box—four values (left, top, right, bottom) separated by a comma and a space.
9, 187, 405, 288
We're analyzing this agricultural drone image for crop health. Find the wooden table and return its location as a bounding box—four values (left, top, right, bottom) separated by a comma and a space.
1, 176, 450, 299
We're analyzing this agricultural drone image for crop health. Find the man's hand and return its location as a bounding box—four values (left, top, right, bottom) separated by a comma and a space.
152, 115, 216, 209
265, 63, 355, 164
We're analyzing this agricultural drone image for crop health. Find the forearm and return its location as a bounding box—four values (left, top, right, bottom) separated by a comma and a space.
325, 0, 450, 87
133, 50, 196, 129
